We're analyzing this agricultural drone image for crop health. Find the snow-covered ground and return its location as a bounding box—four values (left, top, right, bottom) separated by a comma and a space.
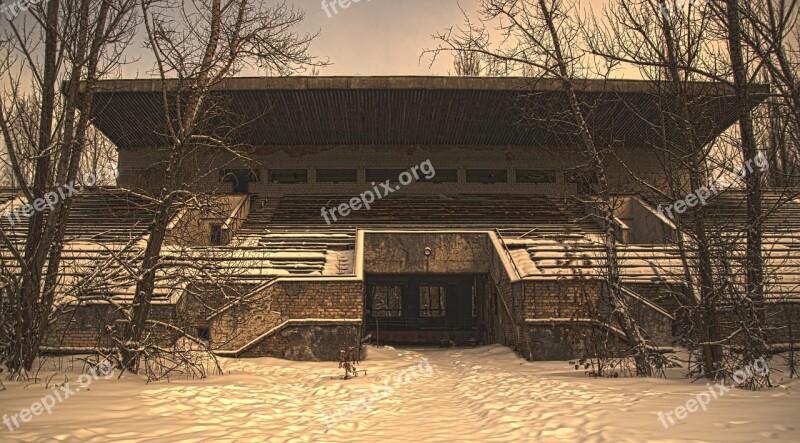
1, 345, 799, 442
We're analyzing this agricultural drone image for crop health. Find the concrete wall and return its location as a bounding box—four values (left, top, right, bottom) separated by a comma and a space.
118, 145, 669, 197
613, 197, 677, 244
363, 232, 491, 274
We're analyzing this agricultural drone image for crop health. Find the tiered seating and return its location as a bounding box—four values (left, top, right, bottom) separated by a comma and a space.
232, 196, 358, 275
702, 191, 800, 300
261, 194, 578, 228
0, 189, 170, 300
0, 191, 18, 207
238, 193, 595, 235
162, 246, 353, 278
0, 242, 180, 300
505, 238, 686, 282
643, 191, 800, 235
652, 191, 800, 298
700, 191, 800, 239
0, 188, 156, 244
507, 191, 800, 300
231, 193, 601, 279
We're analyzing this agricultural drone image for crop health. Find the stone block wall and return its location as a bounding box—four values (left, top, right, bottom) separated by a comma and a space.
485, 236, 529, 354
240, 324, 361, 360
625, 282, 684, 313
521, 279, 673, 360
525, 279, 603, 320
43, 279, 364, 361
209, 279, 363, 355
527, 323, 629, 361
523, 279, 601, 360
608, 294, 673, 347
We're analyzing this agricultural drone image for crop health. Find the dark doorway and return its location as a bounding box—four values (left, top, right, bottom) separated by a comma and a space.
209, 224, 224, 246
365, 274, 483, 345
221, 169, 259, 194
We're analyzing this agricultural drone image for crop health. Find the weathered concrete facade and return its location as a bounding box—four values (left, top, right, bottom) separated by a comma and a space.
29, 76, 797, 363
363, 232, 491, 274
117, 145, 668, 198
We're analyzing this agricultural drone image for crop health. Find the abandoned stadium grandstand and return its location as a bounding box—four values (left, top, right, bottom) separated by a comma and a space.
2, 76, 798, 361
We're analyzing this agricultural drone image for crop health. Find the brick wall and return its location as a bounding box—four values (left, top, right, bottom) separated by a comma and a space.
525, 279, 603, 319
45, 302, 179, 350
521, 279, 673, 359
486, 235, 529, 355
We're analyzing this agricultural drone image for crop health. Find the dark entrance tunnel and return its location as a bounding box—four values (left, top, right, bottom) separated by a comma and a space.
365, 274, 497, 346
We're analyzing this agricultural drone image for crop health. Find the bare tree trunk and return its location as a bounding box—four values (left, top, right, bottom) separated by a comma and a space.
117, 0, 321, 372
658, 1, 723, 378
424, 0, 661, 376
0, 0, 136, 377
724, 0, 766, 318
537, 0, 655, 376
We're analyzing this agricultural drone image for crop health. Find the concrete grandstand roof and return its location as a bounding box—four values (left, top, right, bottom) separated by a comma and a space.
86, 76, 768, 149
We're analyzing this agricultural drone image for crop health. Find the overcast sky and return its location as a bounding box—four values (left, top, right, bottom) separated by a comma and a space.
300, 0, 479, 75
119, 0, 613, 78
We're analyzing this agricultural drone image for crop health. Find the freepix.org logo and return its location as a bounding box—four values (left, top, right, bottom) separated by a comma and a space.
1, 0, 41, 21
3, 360, 115, 432
659, 0, 708, 19
2, 163, 118, 227
320, 160, 436, 225
321, 0, 372, 18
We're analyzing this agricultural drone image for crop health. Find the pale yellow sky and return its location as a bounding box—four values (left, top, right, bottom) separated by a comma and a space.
119, 0, 616, 78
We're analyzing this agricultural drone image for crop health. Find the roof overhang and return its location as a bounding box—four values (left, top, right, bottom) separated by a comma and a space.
86, 76, 769, 149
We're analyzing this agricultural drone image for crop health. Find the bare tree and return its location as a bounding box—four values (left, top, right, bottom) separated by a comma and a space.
0, 0, 138, 379
426, 0, 663, 376
720, 0, 766, 321
588, 0, 728, 378
737, 0, 800, 187
590, 0, 789, 384
117, 0, 324, 372
454, 47, 482, 76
